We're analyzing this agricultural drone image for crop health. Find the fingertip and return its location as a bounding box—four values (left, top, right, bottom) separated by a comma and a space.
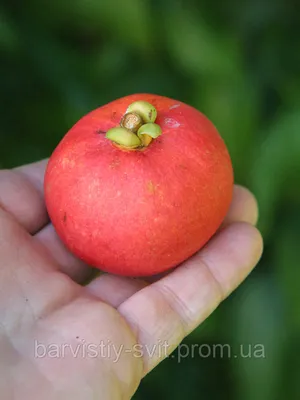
244, 222, 264, 265
222, 221, 264, 265
223, 185, 259, 227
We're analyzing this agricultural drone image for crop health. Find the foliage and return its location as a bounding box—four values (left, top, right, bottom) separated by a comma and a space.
1, 0, 300, 398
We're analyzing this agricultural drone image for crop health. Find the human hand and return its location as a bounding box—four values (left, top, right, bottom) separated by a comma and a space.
0, 160, 263, 400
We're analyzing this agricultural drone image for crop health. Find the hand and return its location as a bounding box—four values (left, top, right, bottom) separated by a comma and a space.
0, 160, 263, 400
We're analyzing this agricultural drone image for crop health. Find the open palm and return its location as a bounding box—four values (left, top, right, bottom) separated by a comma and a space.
0, 160, 263, 400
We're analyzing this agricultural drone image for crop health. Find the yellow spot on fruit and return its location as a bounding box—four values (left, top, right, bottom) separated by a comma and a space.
147, 180, 156, 194
109, 158, 120, 169
61, 158, 75, 168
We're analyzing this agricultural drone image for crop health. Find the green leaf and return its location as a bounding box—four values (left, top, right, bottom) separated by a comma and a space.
0, 9, 19, 52
251, 111, 300, 236
30, 0, 153, 53
228, 277, 285, 400
193, 75, 260, 183
165, 8, 241, 78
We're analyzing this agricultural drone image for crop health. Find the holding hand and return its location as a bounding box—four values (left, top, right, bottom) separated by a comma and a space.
0, 160, 262, 400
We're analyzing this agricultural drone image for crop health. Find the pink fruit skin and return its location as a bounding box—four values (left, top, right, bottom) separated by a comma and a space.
44, 94, 234, 277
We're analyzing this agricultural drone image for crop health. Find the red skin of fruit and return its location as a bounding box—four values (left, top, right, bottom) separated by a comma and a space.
44, 94, 234, 277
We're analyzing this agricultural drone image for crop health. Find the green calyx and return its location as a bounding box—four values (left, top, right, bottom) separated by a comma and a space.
137, 123, 162, 139
105, 127, 141, 148
105, 100, 162, 150
126, 101, 157, 123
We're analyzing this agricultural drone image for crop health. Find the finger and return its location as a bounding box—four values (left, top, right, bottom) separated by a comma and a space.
0, 159, 49, 234
222, 185, 258, 226
86, 274, 148, 307
118, 222, 263, 374
0, 168, 48, 234
14, 159, 48, 196
0, 208, 80, 330
35, 224, 96, 284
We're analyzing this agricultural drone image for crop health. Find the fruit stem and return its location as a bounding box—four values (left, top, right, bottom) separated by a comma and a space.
106, 101, 162, 150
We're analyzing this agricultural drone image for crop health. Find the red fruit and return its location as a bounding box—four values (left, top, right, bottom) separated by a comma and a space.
44, 94, 233, 277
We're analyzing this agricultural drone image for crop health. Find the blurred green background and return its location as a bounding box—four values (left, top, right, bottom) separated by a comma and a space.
1, 0, 300, 398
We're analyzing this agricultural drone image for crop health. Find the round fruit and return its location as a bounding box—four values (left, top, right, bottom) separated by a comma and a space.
44, 94, 234, 277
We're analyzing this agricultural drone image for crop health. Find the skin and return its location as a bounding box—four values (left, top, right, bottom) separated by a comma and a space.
0, 160, 263, 400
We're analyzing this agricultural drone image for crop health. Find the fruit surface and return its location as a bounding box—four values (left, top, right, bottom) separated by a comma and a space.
44, 94, 234, 276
